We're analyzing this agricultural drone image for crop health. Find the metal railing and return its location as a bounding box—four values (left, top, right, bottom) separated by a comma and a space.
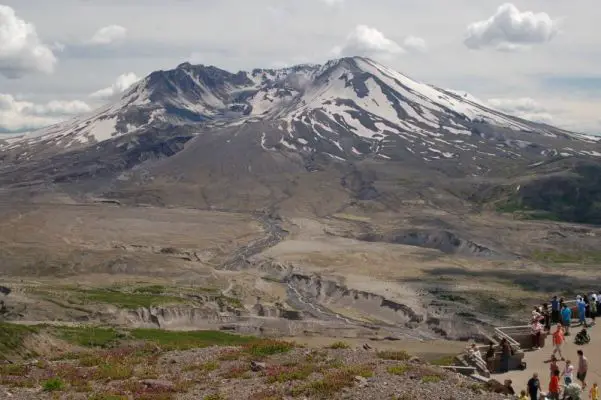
494, 326, 521, 351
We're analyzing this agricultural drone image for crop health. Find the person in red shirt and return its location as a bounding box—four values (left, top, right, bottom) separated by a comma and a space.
552, 324, 565, 360
548, 369, 561, 400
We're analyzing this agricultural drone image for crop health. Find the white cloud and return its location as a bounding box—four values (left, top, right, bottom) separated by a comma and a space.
320, 0, 344, 6
0, 93, 90, 132
90, 72, 141, 99
487, 97, 554, 124
89, 25, 127, 45
332, 25, 427, 59
332, 25, 402, 58
403, 36, 427, 53
0, 5, 57, 79
464, 3, 559, 51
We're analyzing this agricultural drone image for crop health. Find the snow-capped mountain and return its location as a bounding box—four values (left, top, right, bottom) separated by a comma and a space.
1, 57, 600, 165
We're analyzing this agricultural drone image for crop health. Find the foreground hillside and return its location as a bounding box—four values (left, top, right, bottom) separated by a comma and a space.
0, 322, 503, 400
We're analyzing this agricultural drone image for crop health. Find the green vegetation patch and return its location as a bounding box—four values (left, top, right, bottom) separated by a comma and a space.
0, 322, 39, 358
376, 350, 411, 361
130, 329, 257, 350
530, 249, 601, 264
294, 364, 373, 399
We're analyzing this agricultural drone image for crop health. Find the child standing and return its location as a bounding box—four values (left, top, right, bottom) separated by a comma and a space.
564, 360, 574, 386
590, 382, 599, 400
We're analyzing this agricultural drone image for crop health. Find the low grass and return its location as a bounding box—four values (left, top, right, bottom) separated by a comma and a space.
387, 364, 409, 375
421, 374, 443, 383
430, 355, 456, 366
132, 285, 167, 295
0, 322, 38, 358
130, 329, 256, 351
50, 325, 258, 350
183, 361, 220, 373
51, 326, 121, 348
530, 249, 601, 264
376, 350, 411, 361
94, 362, 134, 380
203, 395, 226, 400
221, 363, 252, 379
264, 364, 316, 383
295, 364, 373, 399
42, 377, 65, 392
243, 340, 295, 357
327, 341, 350, 350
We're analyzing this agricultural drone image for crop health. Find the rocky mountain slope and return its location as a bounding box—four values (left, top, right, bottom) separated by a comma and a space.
1, 57, 601, 343
2, 56, 599, 163
1, 56, 600, 223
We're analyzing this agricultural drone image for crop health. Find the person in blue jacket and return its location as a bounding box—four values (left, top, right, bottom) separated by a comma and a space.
561, 303, 573, 335
578, 296, 588, 327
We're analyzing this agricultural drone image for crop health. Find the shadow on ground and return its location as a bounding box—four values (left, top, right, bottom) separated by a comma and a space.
417, 267, 597, 294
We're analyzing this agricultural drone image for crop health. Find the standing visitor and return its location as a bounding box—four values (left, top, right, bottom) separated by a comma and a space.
544, 355, 560, 378
542, 303, 551, 331
531, 317, 543, 349
551, 295, 560, 324
562, 304, 573, 335
590, 293, 597, 325
563, 359, 574, 386
552, 324, 565, 360
527, 372, 540, 400
590, 382, 599, 400
500, 338, 511, 373
578, 349, 589, 389
548, 369, 561, 400
485, 342, 495, 373
578, 296, 588, 327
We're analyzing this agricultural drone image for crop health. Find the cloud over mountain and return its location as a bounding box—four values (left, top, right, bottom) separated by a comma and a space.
333, 25, 426, 59
90, 72, 140, 99
0, 93, 90, 133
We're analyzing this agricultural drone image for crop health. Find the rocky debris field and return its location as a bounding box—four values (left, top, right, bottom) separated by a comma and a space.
0, 322, 508, 400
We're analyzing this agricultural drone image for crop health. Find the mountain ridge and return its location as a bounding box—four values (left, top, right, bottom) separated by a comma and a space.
2, 56, 599, 161
0, 56, 600, 223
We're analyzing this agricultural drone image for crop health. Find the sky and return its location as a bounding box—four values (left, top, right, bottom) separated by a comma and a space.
0, 0, 600, 135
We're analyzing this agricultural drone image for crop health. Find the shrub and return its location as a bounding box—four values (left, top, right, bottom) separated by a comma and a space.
376, 350, 411, 361
183, 361, 219, 373
221, 364, 251, 379
328, 341, 350, 349
296, 364, 373, 398
421, 374, 443, 383
244, 340, 294, 357
42, 377, 65, 392
94, 362, 134, 380
387, 364, 409, 375
264, 364, 315, 383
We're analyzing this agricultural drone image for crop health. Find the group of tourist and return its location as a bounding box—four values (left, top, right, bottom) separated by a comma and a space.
519, 294, 600, 399
531, 294, 599, 343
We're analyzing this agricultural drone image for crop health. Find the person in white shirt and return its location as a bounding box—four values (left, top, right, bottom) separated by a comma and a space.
564, 359, 574, 386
